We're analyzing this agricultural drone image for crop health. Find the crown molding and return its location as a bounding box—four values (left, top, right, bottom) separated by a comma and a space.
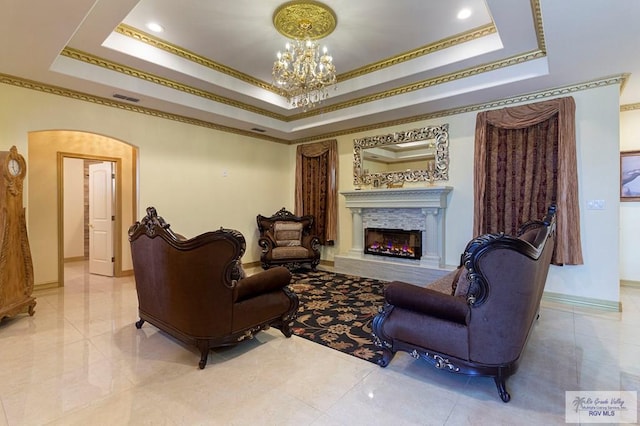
0, 73, 624, 145
621, 103, 640, 112
115, 24, 275, 93
0, 73, 286, 144
292, 74, 627, 143
115, 1, 554, 86
61, 46, 549, 123
60, 47, 288, 121
288, 49, 547, 120
339, 24, 496, 82
530, 0, 546, 53
116, 23, 497, 86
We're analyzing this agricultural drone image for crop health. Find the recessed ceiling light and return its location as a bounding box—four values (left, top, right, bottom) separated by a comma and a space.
457, 8, 472, 20
146, 22, 164, 33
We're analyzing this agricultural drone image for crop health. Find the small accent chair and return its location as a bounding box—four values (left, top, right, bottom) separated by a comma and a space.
129, 207, 299, 369
256, 208, 321, 271
372, 205, 557, 402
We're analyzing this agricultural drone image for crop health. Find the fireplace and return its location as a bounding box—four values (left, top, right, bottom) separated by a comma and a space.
336, 187, 452, 285
364, 228, 422, 260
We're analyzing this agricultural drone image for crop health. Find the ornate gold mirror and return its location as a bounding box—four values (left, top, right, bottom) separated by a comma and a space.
353, 124, 449, 186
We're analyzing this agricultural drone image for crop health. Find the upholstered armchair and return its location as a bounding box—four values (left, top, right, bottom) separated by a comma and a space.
129, 207, 299, 369
257, 208, 321, 270
372, 206, 557, 402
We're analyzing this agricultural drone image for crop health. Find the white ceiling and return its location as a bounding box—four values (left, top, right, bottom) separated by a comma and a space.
1, 0, 639, 144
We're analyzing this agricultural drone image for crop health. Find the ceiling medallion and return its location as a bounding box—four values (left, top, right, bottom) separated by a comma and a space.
273, 0, 337, 40
272, 1, 338, 111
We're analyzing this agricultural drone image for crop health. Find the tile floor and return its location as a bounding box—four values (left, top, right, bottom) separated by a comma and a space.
0, 261, 638, 425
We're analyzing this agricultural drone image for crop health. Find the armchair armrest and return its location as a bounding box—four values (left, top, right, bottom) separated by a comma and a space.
301, 234, 321, 250
233, 266, 292, 302
384, 281, 469, 325
258, 234, 277, 252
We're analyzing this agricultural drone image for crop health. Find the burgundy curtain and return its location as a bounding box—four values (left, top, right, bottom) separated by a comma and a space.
295, 140, 338, 244
474, 96, 583, 265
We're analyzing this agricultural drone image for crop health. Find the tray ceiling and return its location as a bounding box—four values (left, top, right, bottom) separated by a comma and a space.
1, 0, 639, 143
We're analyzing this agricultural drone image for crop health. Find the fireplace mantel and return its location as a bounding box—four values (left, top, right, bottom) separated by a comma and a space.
341, 187, 452, 209
336, 186, 453, 285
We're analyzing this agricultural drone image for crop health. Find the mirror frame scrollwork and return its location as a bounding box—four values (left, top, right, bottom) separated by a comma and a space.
353, 123, 449, 186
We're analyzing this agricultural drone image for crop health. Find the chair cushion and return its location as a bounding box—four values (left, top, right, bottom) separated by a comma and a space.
272, 246, 309, 259
233, 266, 291, 302
452, 267, 471, 298
274, 221, 303, 246
425, 269, 459, 294
385, 281, 469, 324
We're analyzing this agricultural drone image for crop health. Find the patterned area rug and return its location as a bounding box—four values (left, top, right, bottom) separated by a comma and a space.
289, 270, 386, 364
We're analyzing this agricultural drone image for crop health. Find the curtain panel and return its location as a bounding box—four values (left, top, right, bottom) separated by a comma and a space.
295, 140, 338, 244
474, 96, 583, 265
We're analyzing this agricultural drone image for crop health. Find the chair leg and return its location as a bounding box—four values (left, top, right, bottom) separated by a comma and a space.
196, 341, 210, 369
494, 373, 511, 403
198, 349, 209, 369
280, 321, 293, 338
377, 347, 395, 367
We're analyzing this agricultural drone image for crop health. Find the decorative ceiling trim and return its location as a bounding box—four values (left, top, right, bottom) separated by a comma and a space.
339, 24, 496, 82
291, 74, 628, 144
115, 24, 274, 93
0, 73, 624, 145
60, 47, 287, 121
60, 47, 548, 123
0, 73, 286, 144
288, 49, 548, 120
621, 103, 640, 112
530, 0, 546, 53
116, 23, 497, 87
619, 72, 630, 94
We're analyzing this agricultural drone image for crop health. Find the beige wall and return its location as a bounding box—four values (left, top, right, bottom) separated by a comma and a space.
620, 108, 640, 282
1, 83, 293, 288
63, 157, 84, 259
331, 84, 621, 307
0, 81, 623, 308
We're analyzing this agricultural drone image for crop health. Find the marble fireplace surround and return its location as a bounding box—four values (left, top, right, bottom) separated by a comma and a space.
334, 187, 453, 286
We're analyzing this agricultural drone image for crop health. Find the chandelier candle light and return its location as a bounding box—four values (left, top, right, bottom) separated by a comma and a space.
272, 1, 338, 110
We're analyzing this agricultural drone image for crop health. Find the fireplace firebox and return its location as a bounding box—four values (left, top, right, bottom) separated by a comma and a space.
364, 228, 422, 260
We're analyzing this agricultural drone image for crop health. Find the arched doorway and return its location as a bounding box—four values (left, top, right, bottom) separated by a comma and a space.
28, 130, 138, 288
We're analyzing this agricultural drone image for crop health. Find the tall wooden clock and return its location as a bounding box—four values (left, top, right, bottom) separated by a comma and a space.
0, 146, 36, 321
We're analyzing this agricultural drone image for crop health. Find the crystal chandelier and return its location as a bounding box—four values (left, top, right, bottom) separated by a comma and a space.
271, 1, 338, 110
273, 39, 336, 110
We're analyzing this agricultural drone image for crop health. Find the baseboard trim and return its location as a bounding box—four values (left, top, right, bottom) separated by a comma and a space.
64, 256, 86, 263
118, 269, 134, 277
621, 280, 640, 288
542, 291, 621, 312
33, 281, 60, 291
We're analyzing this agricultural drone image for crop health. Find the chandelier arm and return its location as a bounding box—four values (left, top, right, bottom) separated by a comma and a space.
272, 37, 336, 111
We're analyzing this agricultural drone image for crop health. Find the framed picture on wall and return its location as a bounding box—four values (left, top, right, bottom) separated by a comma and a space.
621, 150, 640, 201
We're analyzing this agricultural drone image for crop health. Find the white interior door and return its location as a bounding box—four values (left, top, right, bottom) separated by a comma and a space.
89, 162, 114, 276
